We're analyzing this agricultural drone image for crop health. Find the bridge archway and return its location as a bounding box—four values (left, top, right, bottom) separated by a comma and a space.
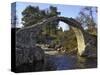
41, 16, 86, 56
16, 16, 86, 56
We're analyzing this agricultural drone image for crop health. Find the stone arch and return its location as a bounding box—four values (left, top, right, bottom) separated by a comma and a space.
16, 16, 86, 56
40, 16, 86, 56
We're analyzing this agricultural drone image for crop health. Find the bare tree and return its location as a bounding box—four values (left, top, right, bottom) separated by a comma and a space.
76, 7, 97, 31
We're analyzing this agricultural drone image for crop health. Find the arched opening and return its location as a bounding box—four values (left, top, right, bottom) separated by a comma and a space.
57, 21, 78, 54
38, 17, 86, 55
16, 16, 86, 56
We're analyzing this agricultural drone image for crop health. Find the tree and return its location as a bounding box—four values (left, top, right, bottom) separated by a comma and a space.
45, 6, 60, 35
22, 5, 60, 35
76, 7, 97, 31
22, 5, 46, 27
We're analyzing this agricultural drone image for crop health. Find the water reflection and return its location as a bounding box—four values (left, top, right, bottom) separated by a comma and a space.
16, 53, 97, 72
45, 54, 97, 70
76, 56, 97, 69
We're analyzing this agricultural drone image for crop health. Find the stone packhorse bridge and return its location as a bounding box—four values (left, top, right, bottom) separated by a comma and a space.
16, 16, 97, 66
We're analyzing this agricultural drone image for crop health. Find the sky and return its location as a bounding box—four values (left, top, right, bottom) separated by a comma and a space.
12, 2, 97, 31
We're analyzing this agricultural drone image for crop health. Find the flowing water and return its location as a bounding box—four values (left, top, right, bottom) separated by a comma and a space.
44, 53, 97, 71
16, 52, 97, 72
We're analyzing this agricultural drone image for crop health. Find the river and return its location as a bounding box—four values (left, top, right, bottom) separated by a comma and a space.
16, 52, 97, 72
31, 53, 97, 72
45, 54, 97, 71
